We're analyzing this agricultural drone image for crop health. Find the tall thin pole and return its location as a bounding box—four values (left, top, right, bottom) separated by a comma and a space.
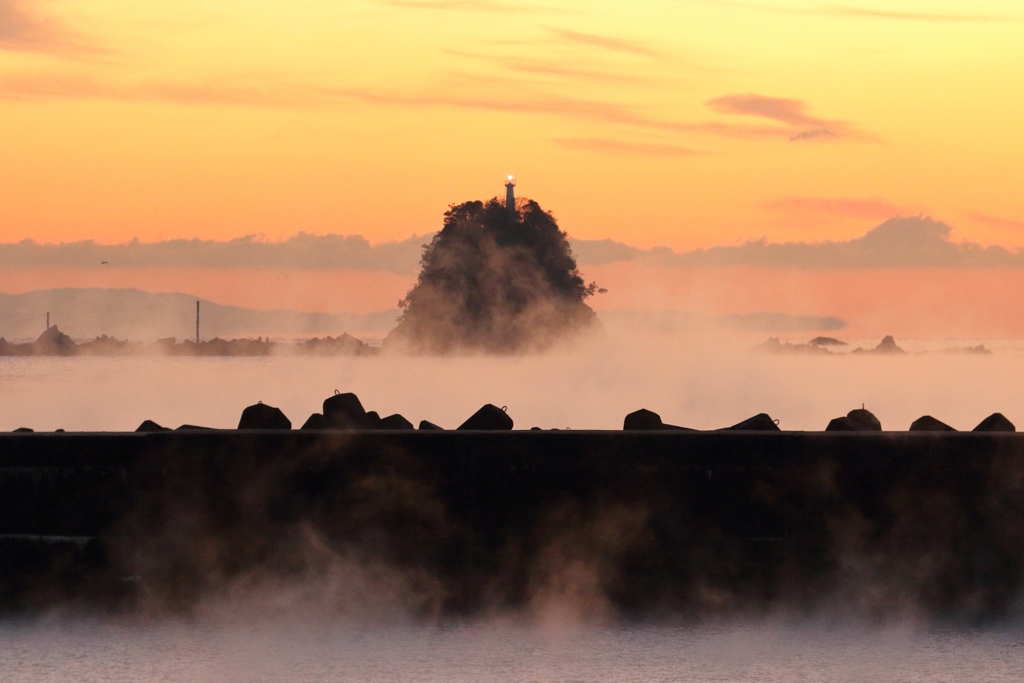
46, 312, 50, 330
195, 301, 200, 344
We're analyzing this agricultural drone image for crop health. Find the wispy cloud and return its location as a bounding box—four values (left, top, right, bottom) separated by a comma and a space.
328, 84, 796, 139
0, 0, 91, 52
381, 0, 541, 13
443, 49, 655, 85
686, 0, 1022, 23
498, 59, 651, 83
554, 137, 706, 157
331, 84, 649, 122
967, 211, 1024, 231
707, 93, 869, 141
0, 72, 311, 107
709, 93, 830, 127
823, 5, 1023, 22
0, 69, 864, 149
135, 80, 311, 107
0, 69, 667, 123
763, 196, 920, 220
788, 128, 836, 141
548, 27, 663, 58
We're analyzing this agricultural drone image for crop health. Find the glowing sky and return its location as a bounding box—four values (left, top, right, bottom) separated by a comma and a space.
1, 0, 1022, 249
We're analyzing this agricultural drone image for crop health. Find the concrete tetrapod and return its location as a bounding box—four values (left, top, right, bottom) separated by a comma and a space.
322, 391, 369, 429
458, 404, 513, 430
826, 408, 882, 432
238, 402, 292, 430
300, 413, 326, 430
847, 409, 882, 430
624, 409, 664, 430
909, 415, 956, 432
379, 414, 415, 430
973, 413, 1015, 432
623, 409, 693, 430
724, 414, 780, 431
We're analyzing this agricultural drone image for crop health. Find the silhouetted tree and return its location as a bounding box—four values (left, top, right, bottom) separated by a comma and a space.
386, 198, 600, 353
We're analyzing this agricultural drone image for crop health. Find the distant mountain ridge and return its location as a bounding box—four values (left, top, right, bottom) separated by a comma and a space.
0, 288, 845, 343
0, 289, 399, 342
2, 216, 1019, 272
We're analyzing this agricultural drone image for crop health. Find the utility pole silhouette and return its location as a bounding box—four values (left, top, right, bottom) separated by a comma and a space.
196, 301, 200, 345
46, 312, 50, 331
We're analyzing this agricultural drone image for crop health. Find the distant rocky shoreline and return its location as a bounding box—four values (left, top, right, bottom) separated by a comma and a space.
757, 334, 991, 355
0, 325, 376, 357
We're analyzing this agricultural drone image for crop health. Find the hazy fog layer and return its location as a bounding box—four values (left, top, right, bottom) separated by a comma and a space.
1, 620, 1022, 683
1, 328, 1019, 432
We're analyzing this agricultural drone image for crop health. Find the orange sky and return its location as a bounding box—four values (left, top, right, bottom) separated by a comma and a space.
1, 0, 1023, 251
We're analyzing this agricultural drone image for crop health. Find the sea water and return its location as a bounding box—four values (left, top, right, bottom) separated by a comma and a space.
1, 619, 1023, 683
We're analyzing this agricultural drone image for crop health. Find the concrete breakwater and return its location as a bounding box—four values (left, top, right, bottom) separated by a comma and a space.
2, 427, 1024, 620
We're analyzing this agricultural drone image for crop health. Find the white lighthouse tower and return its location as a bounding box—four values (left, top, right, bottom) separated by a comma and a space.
505, 175, 516, 211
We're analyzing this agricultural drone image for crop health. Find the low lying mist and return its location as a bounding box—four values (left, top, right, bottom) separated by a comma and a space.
1, 325, 1022, 432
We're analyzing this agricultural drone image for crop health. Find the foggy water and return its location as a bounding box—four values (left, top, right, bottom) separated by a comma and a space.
1, 619, 1023, 682
1, 330, 1023, 432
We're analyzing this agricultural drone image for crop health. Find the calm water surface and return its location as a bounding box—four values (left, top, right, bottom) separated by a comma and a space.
3, 342, 1024, 432
1, 620, 1023, 682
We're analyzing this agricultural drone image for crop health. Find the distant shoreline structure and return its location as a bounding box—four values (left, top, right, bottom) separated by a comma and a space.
0, 326, 377, 357
756, 334, 992, 356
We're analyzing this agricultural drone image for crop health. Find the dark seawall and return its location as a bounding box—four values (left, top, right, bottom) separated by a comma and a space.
2, 431, 1024, 620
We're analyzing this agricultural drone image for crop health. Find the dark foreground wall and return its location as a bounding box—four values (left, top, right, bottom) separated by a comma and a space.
2, 431, 1024, 620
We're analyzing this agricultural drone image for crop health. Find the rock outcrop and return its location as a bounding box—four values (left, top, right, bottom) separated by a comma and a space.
33, 326, 76, 356
385, 198, 599, 354
808, 336, 847, 347
757, 338, 832, 355
853, 335, 905, 355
